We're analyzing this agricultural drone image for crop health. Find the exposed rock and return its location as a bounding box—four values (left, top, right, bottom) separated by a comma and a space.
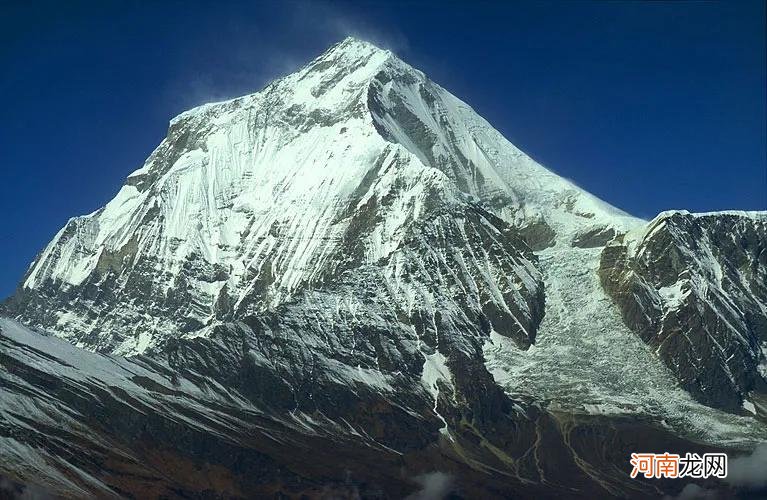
0, 318, 744, 499
572, 224, 617, 248
599, 211, 767, 411
518, 218, 557, 251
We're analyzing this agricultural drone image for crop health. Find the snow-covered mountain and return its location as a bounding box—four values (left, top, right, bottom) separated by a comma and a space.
2, 37, 766, 498
8, 37, 637, 356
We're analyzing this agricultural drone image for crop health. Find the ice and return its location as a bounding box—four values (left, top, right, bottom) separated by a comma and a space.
658, 281, 689, 310
743, 400, 757, 415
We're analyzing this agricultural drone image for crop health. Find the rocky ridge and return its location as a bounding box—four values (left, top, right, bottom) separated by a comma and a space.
599, 211, 767, 411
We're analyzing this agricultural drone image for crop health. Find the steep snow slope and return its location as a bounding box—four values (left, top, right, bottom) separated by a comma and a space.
9, 37, 636, 355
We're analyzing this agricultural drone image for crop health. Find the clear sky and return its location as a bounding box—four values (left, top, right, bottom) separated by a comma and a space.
1, 0, 765, 298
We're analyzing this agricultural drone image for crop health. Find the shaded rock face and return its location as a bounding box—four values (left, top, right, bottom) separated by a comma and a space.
572, 224, 617, 248
599, 211, 767, 411
517, 218, 557, 251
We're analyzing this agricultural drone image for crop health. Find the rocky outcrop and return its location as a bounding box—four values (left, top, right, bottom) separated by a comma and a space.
572, 224, 617, 248
518, 217, 557, 250
599, 211, 767, 411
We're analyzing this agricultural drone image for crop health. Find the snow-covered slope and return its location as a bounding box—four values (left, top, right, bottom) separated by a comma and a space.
9, 37, 635, 356
6, 35, 765, 427
486, 242, 766, 444
0, 317, 440, 498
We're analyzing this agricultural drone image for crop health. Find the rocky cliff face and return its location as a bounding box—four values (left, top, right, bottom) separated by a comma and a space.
2, 38, 766, 498
599, 211, 767, 411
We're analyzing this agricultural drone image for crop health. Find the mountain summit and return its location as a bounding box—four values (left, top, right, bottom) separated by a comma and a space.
2, 37, 765, 498
9, 36, 637, 355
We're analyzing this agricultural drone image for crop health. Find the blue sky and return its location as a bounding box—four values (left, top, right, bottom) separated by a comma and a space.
1, 0, 765, 298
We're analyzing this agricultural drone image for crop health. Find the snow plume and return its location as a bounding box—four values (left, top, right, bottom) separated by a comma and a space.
305, 1, 409, 54
725, 443, 767, 489
406, 472, 455, 500
165, 0, 409, 112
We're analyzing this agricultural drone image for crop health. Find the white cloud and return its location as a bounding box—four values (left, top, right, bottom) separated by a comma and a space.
725, 443, 767, 489
405, 471, 455, 500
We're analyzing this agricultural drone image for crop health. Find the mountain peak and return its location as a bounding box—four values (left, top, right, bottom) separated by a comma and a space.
335, 36, 389, 54
10, 36, 641, 355
298, 36, 394, 83
3, 36, 766, 500
166, 37, 393, 128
